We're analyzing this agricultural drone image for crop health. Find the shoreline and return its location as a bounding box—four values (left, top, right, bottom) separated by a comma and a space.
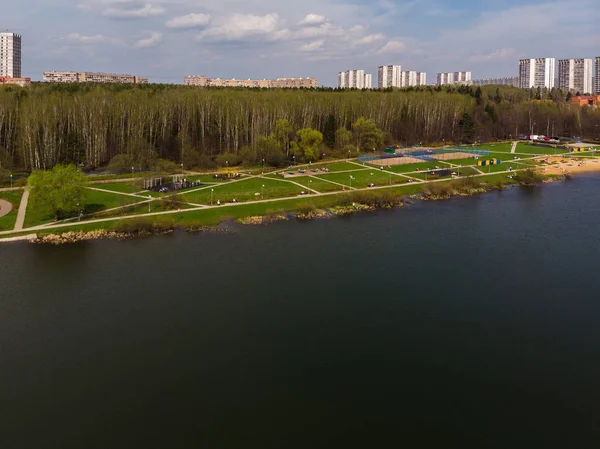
0, 172, 577, 245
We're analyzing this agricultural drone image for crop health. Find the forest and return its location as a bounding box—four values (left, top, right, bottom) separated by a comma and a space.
0, 82, 598, 174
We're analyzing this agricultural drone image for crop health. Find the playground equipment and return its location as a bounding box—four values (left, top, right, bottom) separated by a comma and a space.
214, 168, 240, 180
570, 147, 587, 153
143, 177, 164, 189
477, 158, 502, 167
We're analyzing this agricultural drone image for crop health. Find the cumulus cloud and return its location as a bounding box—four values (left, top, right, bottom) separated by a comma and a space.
299, 14, 327, 26
66, 33, 121, 44
355, 34, 384, 45
298, 39, 324, 52
135, 32, 163, 48
103, 3, 164, 19
376, 40, 406, 54
166, 13, 212, 29
199, 13, 288, 42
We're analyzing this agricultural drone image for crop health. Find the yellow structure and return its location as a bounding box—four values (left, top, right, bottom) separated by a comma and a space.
477, 158, 501, 166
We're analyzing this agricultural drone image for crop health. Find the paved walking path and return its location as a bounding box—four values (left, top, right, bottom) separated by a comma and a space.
14, 189, 29, 231
0, 199, 13, 218
511, 141, 518, 153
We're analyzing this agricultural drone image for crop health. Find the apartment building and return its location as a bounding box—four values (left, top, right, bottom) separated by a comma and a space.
377, 65, 402, 88
454, 71, 472, 85
595, 57, 600, 94
558, 59, 592, 94
43, 71, 148, 84
437, 72, 454, 85
0, 32, 22, 78
416, 72, 427, 86
184, 76, 317, 88
471, 77, 519, 87
0, 76, 30, 87
401, 71, 417, 87
338, 70, 371, 89
518, 58, 555, 89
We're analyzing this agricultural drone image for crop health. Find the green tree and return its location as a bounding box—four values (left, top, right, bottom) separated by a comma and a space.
255, 134, 285, 166
323, 114, 337, 148
459, 113, 476, 142
28, 164, 88, 220
274, 120, 293, 157
352, 117, 383, 153
335, 127, 352, 149
294, 128, 323, 161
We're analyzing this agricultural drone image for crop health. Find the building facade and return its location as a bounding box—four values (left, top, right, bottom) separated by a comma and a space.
0, 76, 30, 87
0, 32, 22, 78
595, 57, 600, 94
43, 71, 148, 84
338, 70, 370, 89
401, 71, 417, 87
185, 76, 317, 89
416, 72, 427, 86
471, 77, 519, 87
519, 58, 555, 89
437, 72, 454, 85
377, 65, 401, 88
558, 59, 592, 94
453, 71, 472, 85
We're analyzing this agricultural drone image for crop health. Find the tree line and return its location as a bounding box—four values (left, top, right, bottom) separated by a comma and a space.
0, 83, 598, 174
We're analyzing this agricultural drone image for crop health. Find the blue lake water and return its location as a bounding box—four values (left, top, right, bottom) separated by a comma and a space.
1, 177, 599, 448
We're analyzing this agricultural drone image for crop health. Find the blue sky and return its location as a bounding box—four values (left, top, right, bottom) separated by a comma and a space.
2, 0, 599, 85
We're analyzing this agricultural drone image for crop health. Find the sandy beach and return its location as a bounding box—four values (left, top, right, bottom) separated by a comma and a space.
541, 159, 600, 175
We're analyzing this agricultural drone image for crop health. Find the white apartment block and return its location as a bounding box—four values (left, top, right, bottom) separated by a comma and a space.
401, 71, 417, 87
0, 32, 22, 78
594, 57, 600, 94
519, 58, 555, 89
437, 72, 454, 85
558, 59, 592, 94
377, 65, 402, 88
416, 72, 427, 86
338, 69, 370, 89
472, 77, 519, 87
454, 71, 472, 85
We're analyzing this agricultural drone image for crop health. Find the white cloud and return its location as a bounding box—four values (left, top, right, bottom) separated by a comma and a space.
299, 14, 327, 26
166, 13, 212, 29
66, 33, 121, 44
376, 40, 406, 54
135, 32, 163, 48
469, 48, 517, 63
199, 13, 288, 42
103, 3, 165, 19
298, 39, 324, 52
355, 34, 384, 45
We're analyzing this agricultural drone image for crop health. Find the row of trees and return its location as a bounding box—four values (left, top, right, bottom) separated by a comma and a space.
0, 84, 598, 171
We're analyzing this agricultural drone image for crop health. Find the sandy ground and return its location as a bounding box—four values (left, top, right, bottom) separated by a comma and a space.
369, 152, 477, 166
542, 159, 600, 175
0, 199, 13, 218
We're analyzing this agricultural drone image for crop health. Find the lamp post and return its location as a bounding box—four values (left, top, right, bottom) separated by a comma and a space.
292, 155, 295, 166
211, 188, 214, 205
261, 184, 265, 198
350, 175, 354, 188
10, 174, 12, 189
148, 195, 152, 213
131, 166, 134, 178
262, 158, 265, 174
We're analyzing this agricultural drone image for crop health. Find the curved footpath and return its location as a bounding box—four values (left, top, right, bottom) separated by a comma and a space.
0, 199, 13, 218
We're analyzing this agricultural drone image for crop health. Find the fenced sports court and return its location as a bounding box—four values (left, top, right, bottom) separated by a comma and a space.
358, 147, 490, 167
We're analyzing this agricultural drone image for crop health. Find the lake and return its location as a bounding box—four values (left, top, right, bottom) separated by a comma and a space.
1, 177, 599, 448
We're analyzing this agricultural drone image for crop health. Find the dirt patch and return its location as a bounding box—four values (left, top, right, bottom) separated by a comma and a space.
368, 152, 477, 167
0, 199, 13, 218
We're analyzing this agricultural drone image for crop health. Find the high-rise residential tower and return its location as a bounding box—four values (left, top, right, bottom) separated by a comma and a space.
437, 72, 454, 85
519, 58, 555, 89
0, 32, 22, 78
453, 71, 472, 85
338, 70, 370, 89
594, 57, 600, 94
558, 59, 593, 94
377, 65, 402, 88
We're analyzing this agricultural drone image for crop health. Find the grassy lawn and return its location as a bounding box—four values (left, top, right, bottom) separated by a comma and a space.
482, 142, 515, 153
91, 181, 143, 194
316, 169, 403, 188
0, 190, 24, 231
314, 162, 369, 172
382, 161, 444, 174
516, 144, 566, 155
180, 177, 305, 205
289, 176, 345, 193
23, 187, 144, 228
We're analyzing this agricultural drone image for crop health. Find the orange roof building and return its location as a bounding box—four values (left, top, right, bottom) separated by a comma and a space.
570, 95, 600, 106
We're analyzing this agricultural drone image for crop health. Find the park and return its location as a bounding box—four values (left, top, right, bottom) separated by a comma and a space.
0, 140, 598, 242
